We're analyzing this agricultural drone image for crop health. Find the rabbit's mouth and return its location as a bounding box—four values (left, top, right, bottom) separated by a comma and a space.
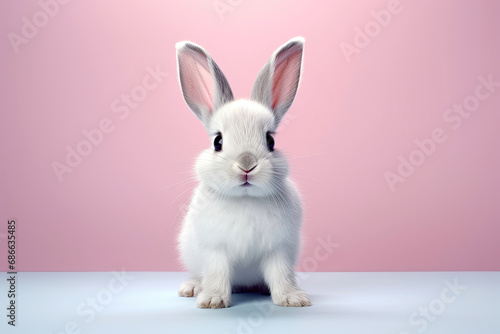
241, 182, 252, 187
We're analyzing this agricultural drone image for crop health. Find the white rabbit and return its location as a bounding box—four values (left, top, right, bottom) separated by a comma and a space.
176, 37, 310, 308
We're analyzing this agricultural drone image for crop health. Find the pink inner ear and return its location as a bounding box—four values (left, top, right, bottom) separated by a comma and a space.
272, 47, 302, 110
180, 49, 214, 113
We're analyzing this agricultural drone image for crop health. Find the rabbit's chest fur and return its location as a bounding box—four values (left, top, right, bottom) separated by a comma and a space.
179, 184, 301, 282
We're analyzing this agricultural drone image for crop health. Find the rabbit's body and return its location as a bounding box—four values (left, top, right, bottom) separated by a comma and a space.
179, 178, 302, 288
175, 38, 310, 308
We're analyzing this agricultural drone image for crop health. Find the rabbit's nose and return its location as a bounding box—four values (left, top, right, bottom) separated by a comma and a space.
237, 152, 258, 173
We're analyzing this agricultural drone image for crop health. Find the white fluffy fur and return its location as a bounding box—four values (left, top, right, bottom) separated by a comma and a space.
176, 38, 310, 308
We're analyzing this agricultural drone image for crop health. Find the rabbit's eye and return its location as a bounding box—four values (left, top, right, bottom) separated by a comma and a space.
214, 134, 223, 152
266, 132, 275, 152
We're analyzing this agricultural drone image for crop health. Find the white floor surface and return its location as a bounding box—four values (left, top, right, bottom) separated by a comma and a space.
1, 271, 498, 334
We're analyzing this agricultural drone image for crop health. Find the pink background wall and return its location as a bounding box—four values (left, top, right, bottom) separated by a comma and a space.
1, 0, 499, 272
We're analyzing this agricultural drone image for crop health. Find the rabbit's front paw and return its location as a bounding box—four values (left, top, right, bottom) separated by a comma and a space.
273, 290, 311, 307
196, 291, 230, 309
178, 279, 201, 297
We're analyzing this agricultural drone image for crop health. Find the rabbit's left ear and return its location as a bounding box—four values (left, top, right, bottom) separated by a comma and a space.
251, 37, 304, 126
176, 41, 234, 128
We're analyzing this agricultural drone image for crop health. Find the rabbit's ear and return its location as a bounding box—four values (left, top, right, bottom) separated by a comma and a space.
176, 41, 234, 128
251, 37, 304, 126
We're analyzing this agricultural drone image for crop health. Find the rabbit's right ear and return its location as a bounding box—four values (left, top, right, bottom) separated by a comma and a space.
251, 37, 304, 127
176, 41, 234, 128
